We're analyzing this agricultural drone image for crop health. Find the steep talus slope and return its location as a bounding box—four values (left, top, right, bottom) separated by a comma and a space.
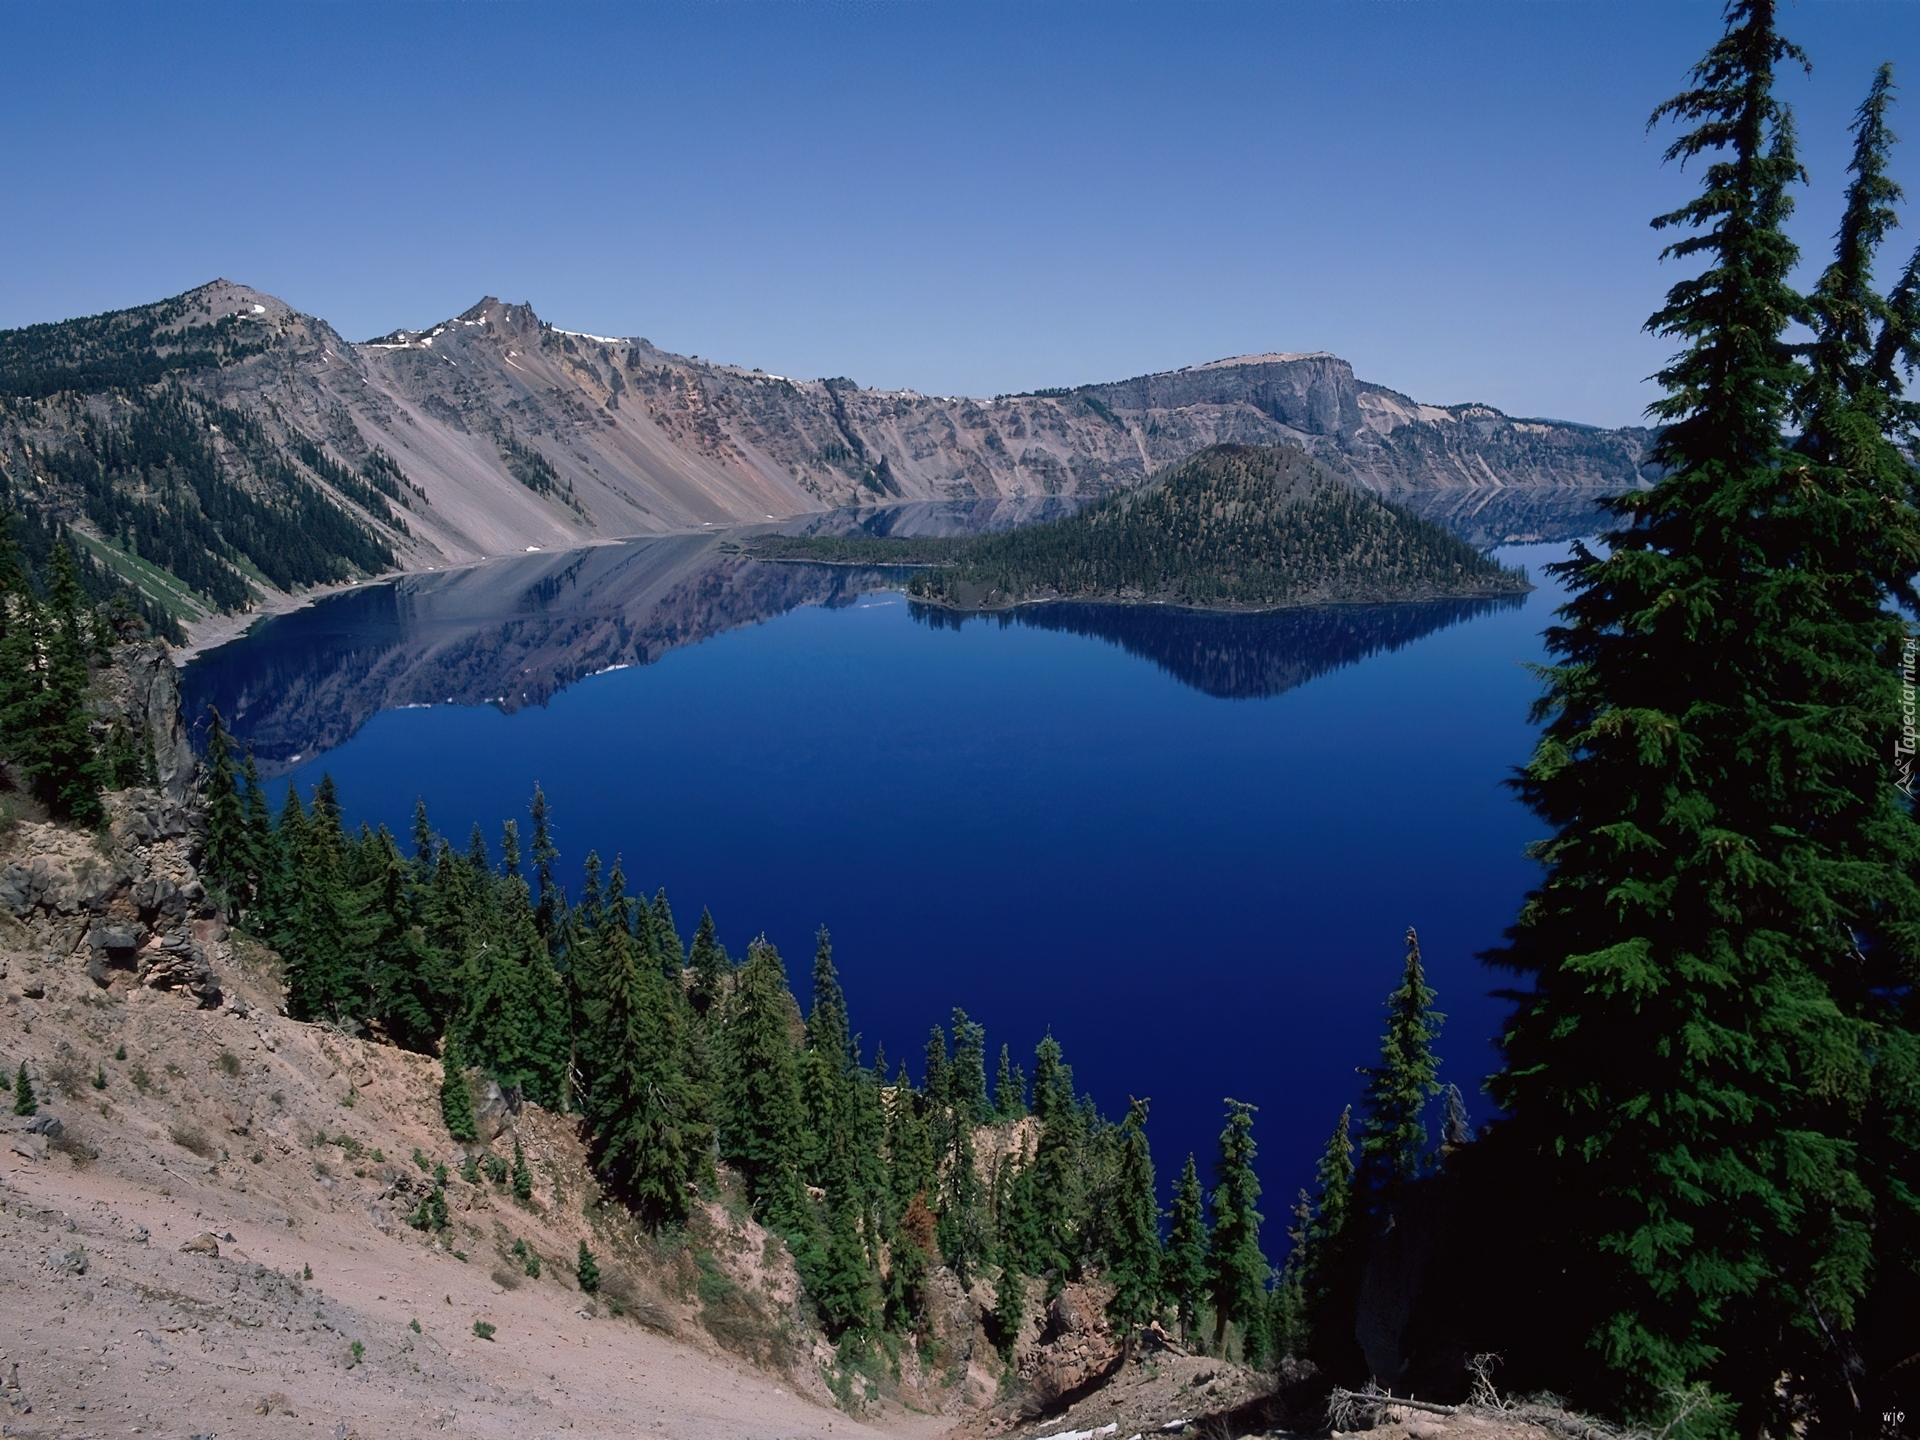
1, 280, 1646, 650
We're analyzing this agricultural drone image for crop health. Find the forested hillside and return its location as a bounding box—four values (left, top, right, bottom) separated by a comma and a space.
0, 288, 410, 640
752, 445, 1529, 609
186, 739, 1464, 1374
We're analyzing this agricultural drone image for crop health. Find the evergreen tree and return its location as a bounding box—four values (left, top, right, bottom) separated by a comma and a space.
576, 1240, 600, 1293
1104, 1097, 1161, 1350
440, 1030, 478, 1143
202, 706, 246, 902
590, 879, 705, 1229
411, 798, 434, 867
993, 1245, 1027, 1360
688, 908, 729, 1018
800, 927, 853, 1188
650, 889, 681, 971
511, 1138, 533, 1201
1164, 1153, 1209, 1345
949, 1009, 992, 1123
278, 776, 368, 1023
363, 828, 445, 1050
1206, 1099, 1266, 1357
1269, 1189, 1313, 1362
1357, 928, 1443, 1219
12, 1062, 35, 1117
1030, 1032, 1071, 1123
1303, 1107, 1360, 1377
528, 787, 561, 943
12, 540, 104, 823
994, 1043, 1026, 1119
1482, 5, 1920, 1425
718, 938, 809, 1233
240, 749, 270, 901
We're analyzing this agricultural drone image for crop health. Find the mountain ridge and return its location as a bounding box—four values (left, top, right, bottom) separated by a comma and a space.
0, 280, 1649, 645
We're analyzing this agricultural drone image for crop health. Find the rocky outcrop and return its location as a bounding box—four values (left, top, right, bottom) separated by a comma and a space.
0, 787, 221, 1006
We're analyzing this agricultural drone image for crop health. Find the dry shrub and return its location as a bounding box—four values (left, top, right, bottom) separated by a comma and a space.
169, 1122, 219, 1159
45, 1054, 88, 1098
51, 1126, 99, 1165
489, 1267, 522, 1291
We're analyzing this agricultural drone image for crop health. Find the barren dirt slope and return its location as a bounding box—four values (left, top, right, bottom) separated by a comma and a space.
0, 808, 949, 1440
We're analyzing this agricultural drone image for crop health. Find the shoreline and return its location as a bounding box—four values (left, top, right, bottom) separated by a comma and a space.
902, 579, 1535, 618
165, 532, 660, 666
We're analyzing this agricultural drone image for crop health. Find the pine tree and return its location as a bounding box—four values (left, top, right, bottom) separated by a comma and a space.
688, 907, 729, 1018
993, 1245, 1027, 1360
1030, 1032, 1071, 1123
11, 540, 104, 823
1269, 1189, 1313, 1362
576, 1240, 600, 1293
1164, 1153, 1208, 1346
1303, 1107, 1361, 1377
528, 787, 561, 943
1104, 1097, 1161, 1350
650, 889, 681, 972
1481, 5, 1920, 1426
1357, 928, 1443, 1219
590, 881, 705, 1229
364, 828, 446, 1050
994, 1043, 1026, 1119
511, 1139, 533, 1201
717, 938, 808, 1234
202, 706, 246, 903
949, 1009, 992, 1123
1207, 1099, 1266, 1358
440, 1031, 478, 1143
12, 1062, 35, 1117
411, 798, 434, 868
278, 776, 368, 1024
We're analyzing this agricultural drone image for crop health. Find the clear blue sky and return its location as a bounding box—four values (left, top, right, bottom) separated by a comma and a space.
2, 2, 1915, 427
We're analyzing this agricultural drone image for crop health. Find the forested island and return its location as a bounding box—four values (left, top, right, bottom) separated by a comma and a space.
743, 444, 1529, 611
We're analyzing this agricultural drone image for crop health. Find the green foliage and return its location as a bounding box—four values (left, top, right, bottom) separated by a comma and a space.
511, 1140, 532, 1202
1163, 1153, 1209, 1345
753, 445, 1527, 610
472, 1321, 495, 1341
1104, 1097, 1161, 1345
1476, 5, 1920, 1429
439, 1033, 478, 1143
1206, 1099, 1266, 1357
992, 1255, 1025, 1361
1357, 928, 1443, 1217
576, 1241, 600, 1294
1301, 1107, 1360, 1375
12, 1063, 35, 1116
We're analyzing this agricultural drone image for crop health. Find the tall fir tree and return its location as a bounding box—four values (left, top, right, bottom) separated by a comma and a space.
1357, 928, 1443, 1220
1206, 1099, 1266, 1358
1164, 1153, 1209, 1347
202, 706, 246, 903
440, 1030, 478, 1143
1104, 1097, 1161, 1350
718, 938, 809, 1235
1302, 1107, 1361, 1374
589, 883, 705, 1229
994, 1043, 1027, 1119
688, 908, 729, 1018
1480, 5, 1920, 1425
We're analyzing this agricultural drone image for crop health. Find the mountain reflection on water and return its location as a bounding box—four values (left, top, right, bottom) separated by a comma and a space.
914, 595, 1526, 700
180, 534, 911, 774
180, 489, 1556, 770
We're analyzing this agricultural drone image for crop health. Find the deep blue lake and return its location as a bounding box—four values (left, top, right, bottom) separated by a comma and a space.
181, 531, 1572, 1215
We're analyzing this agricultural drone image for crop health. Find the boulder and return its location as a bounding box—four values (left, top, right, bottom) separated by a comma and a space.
179, 1232, 221, 1256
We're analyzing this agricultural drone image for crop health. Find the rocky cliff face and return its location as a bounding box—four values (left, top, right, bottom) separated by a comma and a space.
3, 283, 1651, 607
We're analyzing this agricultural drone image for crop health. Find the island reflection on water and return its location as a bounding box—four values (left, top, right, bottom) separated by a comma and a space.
180, 490, 1575, 770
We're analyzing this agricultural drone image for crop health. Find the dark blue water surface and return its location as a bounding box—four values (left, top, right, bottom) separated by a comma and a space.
182, 536, 1571, 1210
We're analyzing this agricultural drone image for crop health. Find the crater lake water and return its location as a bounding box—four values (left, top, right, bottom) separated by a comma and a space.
181, 532, 1573, 1207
